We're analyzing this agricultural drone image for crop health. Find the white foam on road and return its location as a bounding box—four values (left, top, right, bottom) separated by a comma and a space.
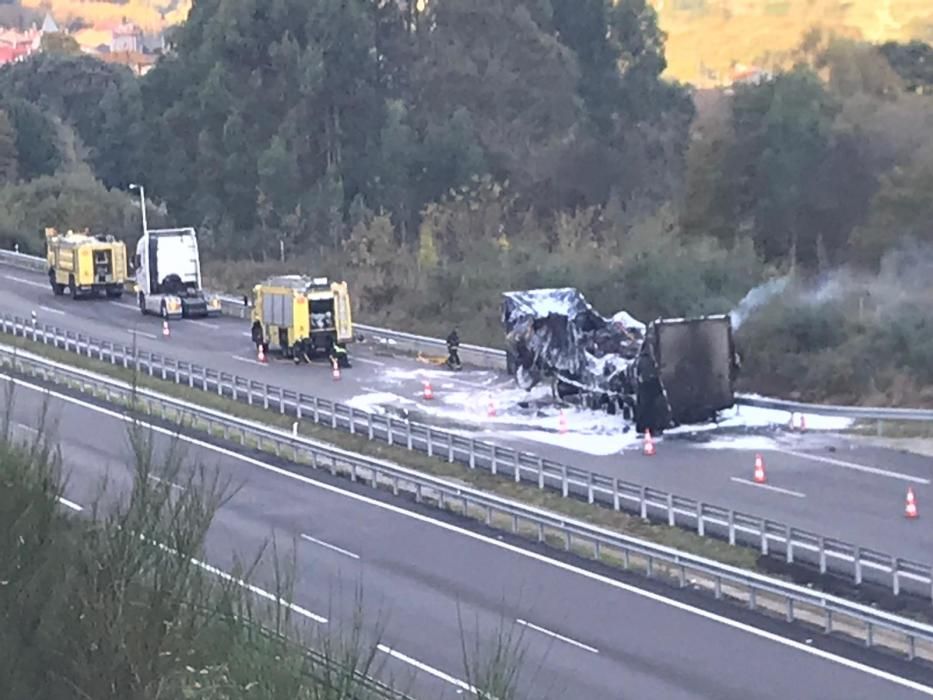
672, 404, 853, 434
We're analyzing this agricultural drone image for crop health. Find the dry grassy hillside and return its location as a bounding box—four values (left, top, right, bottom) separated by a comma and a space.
655, 0, 933, 84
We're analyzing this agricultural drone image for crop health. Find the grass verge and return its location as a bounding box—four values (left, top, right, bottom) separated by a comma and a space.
2, 332, 768, 575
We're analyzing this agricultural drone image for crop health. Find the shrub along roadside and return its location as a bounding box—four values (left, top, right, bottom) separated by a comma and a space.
0, 388, 407, 700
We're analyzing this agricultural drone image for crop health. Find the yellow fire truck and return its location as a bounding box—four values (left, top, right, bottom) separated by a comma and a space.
45, 227, 128, 299
250, 275, 353, 366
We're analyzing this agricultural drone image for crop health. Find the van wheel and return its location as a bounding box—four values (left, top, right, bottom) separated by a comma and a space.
68, 275, 78, 300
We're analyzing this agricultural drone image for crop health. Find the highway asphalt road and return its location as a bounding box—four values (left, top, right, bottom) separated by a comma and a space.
1, 267, 932, 571
3, 377, 932, 699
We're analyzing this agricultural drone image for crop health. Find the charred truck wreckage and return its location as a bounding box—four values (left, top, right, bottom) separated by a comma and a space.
501, 289, 740, 433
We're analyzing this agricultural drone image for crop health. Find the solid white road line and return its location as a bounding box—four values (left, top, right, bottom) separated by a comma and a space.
6, 275, 47, 289
115, 303, 140, 312
730, 477, 807, 499
15, 422, 38, 433
147, 474, 185, 491
241, 332, 254, 338
300, 533, 360, 560
6, 374, 932, 697
232, 354, 266, 367
189, 320, 220, 330
781, 449, 931, 485
127, 328, 157, 340
377, 644, 480, 695
38, 305, 65, 316
57, 496, 84, 512
516, 618, 599, 654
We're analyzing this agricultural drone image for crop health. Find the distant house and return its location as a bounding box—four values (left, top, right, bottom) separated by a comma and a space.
0, 23, 41, 65
111, 20, 143, 53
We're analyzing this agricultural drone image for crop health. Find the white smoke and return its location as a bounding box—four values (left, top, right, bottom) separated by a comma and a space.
729, 276, 790, 330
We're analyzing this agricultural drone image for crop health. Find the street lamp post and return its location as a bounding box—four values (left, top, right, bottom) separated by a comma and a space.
129, 183, 148, 237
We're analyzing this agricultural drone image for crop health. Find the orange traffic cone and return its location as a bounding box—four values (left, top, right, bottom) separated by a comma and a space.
162, 320, 170, 338
906, 487, 919, 519
643, 429, 655, 456
487, 397, 497, 418
257, 344, 267, 363
558, 409, 568, 434
332, 359, 341, 381
423, 381, 434, 400
754, 454, 767, 483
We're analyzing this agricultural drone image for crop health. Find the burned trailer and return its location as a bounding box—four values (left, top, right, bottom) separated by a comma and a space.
501, 289, 738, 432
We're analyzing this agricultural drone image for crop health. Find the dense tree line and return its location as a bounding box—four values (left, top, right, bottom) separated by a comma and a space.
1, 1, 933, 403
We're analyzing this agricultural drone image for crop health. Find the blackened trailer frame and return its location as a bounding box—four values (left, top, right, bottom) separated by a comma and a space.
501, 289, 739, 433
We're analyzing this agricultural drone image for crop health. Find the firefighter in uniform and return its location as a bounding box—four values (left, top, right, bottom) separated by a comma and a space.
446, 328, 462, 370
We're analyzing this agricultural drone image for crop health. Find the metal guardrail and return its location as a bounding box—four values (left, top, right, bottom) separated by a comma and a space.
2, 247, 931, 420
1, 313, 932, 606
1, 342, 932, 665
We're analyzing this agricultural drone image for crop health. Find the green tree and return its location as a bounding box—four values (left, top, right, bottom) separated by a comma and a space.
879, 41, 933, 95
850, 144, 933, 267
0, 98, 62, 181
0, 53, 142, 188
414, 0, 582, 199
0, 109, 19, 184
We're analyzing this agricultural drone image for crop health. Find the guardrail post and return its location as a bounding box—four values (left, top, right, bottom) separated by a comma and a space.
491, 448, 498, 476
561, 465, 568, 497
448, 432, 454, 463
279, 392, 285, 415
405, 419, 411, 449
825, 610, 832, 634
514, 453, 521, 483
587, 472, 594, 504
760, 520, 769, 555
786, 526, 793, 564
538, 458, 544, 489
469, 440, 476, 469
818, 537, 826, 574
786, 598, 794, 623
367, 414, 373, 440
640, 486, 648, 520
427, 429, 434, 457
696, 503, 705, 536
892, 558, 901, 596
348, 407, 356, 434
386, 417, 394, 446
613, 480, 620, 511
263, 385, 269, 410
865, 622, 873, 649
748, 588, 756, 610
295, 396, 303, 420
312, 397, 319, 424
667, 494, 675, 527
854, 547, 863, 585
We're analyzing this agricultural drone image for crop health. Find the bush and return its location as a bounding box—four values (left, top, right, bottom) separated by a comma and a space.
737, 287, 933, 405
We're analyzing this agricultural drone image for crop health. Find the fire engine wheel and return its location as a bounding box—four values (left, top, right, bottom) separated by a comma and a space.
68, 275, 78, 301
